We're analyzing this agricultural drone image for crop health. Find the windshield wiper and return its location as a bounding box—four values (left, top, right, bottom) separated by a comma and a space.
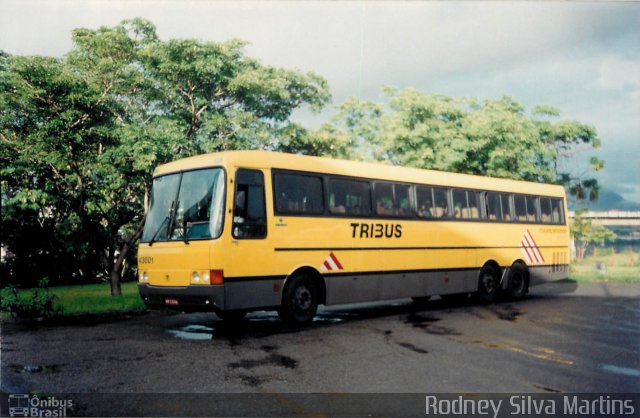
148, 200, 175, 246
182, 217, 190, 245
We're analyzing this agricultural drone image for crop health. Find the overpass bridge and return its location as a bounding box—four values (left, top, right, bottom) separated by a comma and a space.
568, 210, 640, 226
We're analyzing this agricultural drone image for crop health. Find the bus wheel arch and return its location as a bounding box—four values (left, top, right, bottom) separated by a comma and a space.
505, 261, 529, 300
278, 267, 325, 325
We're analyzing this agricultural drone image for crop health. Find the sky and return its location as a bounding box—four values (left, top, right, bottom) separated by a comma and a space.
1, 0, 639, 204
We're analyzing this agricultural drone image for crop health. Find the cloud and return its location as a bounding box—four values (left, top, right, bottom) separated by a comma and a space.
1, 0, 639, 203
597, 57, 640, 91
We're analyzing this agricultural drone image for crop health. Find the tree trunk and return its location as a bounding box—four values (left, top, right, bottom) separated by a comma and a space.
110, 268, 123, 297
109, 216, 146, 297
576, 242, 587, 261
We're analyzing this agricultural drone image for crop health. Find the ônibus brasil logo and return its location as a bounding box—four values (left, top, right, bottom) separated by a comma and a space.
8, 394, 72, 417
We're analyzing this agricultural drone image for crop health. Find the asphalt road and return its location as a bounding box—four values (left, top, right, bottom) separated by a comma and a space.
2, 281, 639, 416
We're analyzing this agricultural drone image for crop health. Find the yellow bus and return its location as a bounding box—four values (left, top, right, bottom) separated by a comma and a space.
137, 151, 569, 324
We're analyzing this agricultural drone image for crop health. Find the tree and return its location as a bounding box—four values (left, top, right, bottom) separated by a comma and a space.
1, 19, 330, 295
319, 88, 602, 200
570, 209, 616, 261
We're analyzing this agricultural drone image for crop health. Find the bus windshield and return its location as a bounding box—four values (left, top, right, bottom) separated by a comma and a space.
141, 168, 225, 243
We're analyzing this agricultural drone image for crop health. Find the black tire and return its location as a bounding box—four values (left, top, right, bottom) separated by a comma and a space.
217, 309, 247, 322
474, 264, 499, 303
505, 263, 529, 300
278, 274, 318, 325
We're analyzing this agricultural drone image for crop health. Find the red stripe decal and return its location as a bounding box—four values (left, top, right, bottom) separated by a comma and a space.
523, 235, 540, 263
521, 241, 535, 263
526, 230, 545, 262
323, 260, 332, 270
329, 252, 344, 270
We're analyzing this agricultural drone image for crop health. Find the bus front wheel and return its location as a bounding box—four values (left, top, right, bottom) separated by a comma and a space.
278, 274, 318, 325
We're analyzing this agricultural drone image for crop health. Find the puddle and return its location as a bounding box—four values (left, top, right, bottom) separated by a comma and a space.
312, 315, 345, 324
238, 374, 267, 387
604, 302, 640, 315
167, 324, 214, 341
599, 364, 640, 378
422, 325, 461, 336
491, 305, 522, 321
404, 313, 459, 335
396, 342, 428, 354
11, 364, 62, 374
405, 313, 441, 325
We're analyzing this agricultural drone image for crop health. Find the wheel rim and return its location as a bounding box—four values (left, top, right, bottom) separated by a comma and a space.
482, 272, 496, 294
511, 271, 525, 293
293, 285, 312, 314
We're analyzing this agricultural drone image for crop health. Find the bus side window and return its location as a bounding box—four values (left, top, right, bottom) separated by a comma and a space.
514, 194, 527, 222
452, 189, 467, 219
374, 182, 394, 216
486, 192, 502, 221
526, 196, 540, 223
551, 198, 565, 224
432, 187, 449, 218
540, 198, 552, 223
502, 193, 513, 221
274, 173, 324, 215
233, 169, 266, 239
415, 186, 434, 218
468, 191, 481, 219
328, 178, 371, 216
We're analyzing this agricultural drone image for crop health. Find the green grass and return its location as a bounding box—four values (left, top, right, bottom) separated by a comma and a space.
570, 267, 640, 283
570, 251, 640, 283
4, 252, 639, 320
49, 281, 146, 315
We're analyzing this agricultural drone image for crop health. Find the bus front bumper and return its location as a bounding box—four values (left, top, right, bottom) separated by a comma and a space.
137, 283, 225, 312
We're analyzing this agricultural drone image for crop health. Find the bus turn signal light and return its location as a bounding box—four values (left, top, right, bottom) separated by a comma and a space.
210, 270, 224, 285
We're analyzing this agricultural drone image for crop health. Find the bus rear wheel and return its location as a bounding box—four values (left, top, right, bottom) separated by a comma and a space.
474, 264, 499, 304
278, 274, 318, 325
505, 263, 529, 300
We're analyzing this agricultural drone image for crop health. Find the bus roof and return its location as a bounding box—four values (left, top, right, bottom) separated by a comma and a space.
153, 150, 566, 197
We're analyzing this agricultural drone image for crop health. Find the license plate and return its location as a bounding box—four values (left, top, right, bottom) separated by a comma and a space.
165, 298, 179, 306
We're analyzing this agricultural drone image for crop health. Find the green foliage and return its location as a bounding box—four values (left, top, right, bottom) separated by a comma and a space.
1, 19, 330, 294
570, 209, 617, 261
0, 278, 62, 320
319, 89, 601, 200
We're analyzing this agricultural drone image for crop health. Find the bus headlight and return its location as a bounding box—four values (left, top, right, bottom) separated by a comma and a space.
139, 272, 149, 282
202, 271, 210, 284
192, 272, 200, 283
